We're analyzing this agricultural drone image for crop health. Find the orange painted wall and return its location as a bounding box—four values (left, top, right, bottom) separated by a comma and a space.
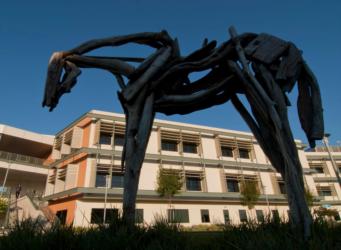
77, 159, 87, 187
82, 123, 91, 147
49, 198, 77, 225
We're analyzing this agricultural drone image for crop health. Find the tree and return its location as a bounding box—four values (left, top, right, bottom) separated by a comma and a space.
156, 168, 183, 207
304, 188, 314, 209
0, 197, 8, 215
314, 207, 339, 220
240, 180, 260, 210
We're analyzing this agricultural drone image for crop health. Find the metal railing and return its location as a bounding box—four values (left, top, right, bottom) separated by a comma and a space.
0, 150, 44, 166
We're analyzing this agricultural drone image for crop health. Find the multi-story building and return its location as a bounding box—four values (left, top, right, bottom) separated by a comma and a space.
0, 124, 53, 226
0, 124, 53, 197
43, 110, 341, 226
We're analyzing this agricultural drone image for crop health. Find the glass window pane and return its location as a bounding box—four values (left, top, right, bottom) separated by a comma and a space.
278, 182, 286, 194
161, 140, 178, 152
183, 142, 197, 154
167, 209, 189, 223
99, 133, 111, 145
239, 209, 247, 223
91, 209, 118, 224
272, 210, 280, 222
95, 173, 107, 187
201, 209, 210, 223
226, 179, 239, 192
111, 174, 124, 188
256, 210, 264, 223
223, 210, 230, 224
186, 177, 202, 191
56, 210, 67, 225
239, 149, 250, 159
221, 147, 233, 157
114, 134, 125, 146
135, 209, 144, 223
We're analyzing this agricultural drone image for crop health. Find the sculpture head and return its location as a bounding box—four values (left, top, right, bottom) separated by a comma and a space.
42, 52, 81, 111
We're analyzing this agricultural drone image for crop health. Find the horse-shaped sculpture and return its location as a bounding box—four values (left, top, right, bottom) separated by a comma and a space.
43, 26, 323, 238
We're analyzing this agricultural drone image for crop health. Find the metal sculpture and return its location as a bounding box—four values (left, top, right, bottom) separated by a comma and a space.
43, 26, 323, 237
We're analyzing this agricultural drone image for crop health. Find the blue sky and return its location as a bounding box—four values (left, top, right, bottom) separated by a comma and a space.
0, 0, 340, 145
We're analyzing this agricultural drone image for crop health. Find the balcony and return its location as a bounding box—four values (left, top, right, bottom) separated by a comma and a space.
0, 150, 44, 167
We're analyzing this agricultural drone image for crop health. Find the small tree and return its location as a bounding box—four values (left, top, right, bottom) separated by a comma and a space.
156, 168, 183, 208
304, 188, 314, 209
314, 207, 339, 220
0, 197, 8, 215
240, 180, 260, 210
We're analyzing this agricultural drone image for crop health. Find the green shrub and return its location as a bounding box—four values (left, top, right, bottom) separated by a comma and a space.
240, 180, 260, 209
1, 216, 341, 249
0, 197, 8, 215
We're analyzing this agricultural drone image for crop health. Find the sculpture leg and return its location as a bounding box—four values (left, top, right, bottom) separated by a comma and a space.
120, 92, 155, 227
229, 61, 312, 238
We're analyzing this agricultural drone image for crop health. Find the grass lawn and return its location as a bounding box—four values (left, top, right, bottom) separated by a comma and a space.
0, 218, 340, 250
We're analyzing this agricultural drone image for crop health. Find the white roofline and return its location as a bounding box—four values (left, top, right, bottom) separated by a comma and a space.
0, 123, 54, 145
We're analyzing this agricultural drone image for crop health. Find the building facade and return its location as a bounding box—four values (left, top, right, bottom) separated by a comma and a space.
0, 124, 53, 226
0, 124, 53, 197
43, 110, 341, 226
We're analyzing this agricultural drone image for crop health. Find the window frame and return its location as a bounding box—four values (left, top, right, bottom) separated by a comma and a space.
114, 133, 125, 146
221, 146, 234, 157
182, 142, 198, 154
185, 176, 202, 191
167, 209, 189, 223
239, 209, 248, 223
161, 139, 178, 152
226, 177, 239, 192
223, 210, 230, 224
99, 132, 112, 145
238, 148, 250, 159
90, 208, 119, 224
200, 209, 210, 223
256, 210, 264, 223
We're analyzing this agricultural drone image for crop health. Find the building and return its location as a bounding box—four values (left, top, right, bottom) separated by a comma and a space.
43, 110, 341, 226
0, 124, 53, 226
0, 124, 53, 197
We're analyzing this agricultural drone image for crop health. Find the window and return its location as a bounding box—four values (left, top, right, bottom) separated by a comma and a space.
114, 134, 125, 146
310, 163, 325, 174
317, 186, 332, 196
99, 132, 111, 145
226, 177, 239, 192
183, 142, 197, 154
239, 148, 250, 159
239, 209, 247, 223
201, 209, 210, 223
278, 181, 286, 194
221, 146, 233, 157
334, 212, 341, 221
90, 208, 118, 224
56, 210, 67, 225
272, 210, 280, 222
161, 140, 178, 152
135, 209, 144, 223
256, 210, 264, 223
167, 209, 189, 223
314, 166, 324, 174
111, 173, 124, 188
186, 176, 202, 191
223, 210, 230, 224
95, 172, 108, 187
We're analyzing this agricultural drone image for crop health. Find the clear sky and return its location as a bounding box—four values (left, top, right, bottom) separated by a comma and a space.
0, 0, 340, 146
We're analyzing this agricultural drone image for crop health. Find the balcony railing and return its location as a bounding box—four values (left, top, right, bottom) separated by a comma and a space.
0, 150, 44, 166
